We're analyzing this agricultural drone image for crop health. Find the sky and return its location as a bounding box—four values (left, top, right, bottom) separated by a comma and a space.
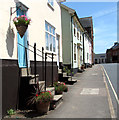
63, 2, 117, 54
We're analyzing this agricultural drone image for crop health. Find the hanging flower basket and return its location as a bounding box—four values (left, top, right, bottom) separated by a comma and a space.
13, 15, 31, 38
15, 24, 28, 38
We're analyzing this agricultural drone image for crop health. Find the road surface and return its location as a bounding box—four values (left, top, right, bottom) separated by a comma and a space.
102, 63, 119, 119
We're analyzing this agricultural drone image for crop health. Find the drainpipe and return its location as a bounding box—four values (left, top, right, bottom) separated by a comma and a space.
71, 13, 75, 71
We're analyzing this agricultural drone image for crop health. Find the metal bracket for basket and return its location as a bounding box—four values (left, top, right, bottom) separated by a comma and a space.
10, 6, 21, 16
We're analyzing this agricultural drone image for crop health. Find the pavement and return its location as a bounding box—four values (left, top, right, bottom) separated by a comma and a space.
3, 64, 114, 119
44, 64, 111, 118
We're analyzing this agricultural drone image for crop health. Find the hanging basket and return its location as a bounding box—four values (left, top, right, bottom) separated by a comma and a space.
15, 24, 28, 38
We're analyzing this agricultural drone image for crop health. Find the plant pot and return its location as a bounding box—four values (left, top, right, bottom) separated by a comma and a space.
15, 24, 28, 38
55, 91, 63, 95
36, 101, 50, 114
64, 88, 68, 92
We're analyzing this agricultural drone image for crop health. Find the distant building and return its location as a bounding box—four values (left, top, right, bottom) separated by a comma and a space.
80, 17, 94, 64
94, 53, 106, 64
106, 42, 119, 63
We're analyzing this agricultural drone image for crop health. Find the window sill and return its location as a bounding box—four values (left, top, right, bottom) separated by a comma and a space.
47, 2, 54, 11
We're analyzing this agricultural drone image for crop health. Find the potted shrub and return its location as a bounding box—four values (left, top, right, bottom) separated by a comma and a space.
13, 15, 31, 38
35, 91, 53, 114
54, 82, 68, 94
81, 64, 85, 70
63, 85, 68, 92
55, 85, 64, 95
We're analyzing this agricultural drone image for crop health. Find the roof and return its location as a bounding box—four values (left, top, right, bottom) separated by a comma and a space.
60, 4, 75, 14
80, 17, 93, 28
111, 42, 119, 50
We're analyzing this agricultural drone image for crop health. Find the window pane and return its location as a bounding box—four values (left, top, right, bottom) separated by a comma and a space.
49, 25, 52, 33
53, 28, 55, 35
45, 32, 49, 50
50, 35, 52, 51
45, 22, 48, 31
53, 36, 55, 52
45, 21, 55, 52
74, 44, 76, 53
74, 54, 76, 60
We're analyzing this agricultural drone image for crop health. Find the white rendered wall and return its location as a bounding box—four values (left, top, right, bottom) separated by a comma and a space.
0, 0, 62, 63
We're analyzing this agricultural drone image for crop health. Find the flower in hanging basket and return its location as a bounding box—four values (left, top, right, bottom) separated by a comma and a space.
13, 15, 31, 38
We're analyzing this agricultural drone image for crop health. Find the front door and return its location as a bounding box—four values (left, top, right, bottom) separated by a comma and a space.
17, 8, 28, 68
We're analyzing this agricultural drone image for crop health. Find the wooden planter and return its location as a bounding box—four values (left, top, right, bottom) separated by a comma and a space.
36, 101, 50, 114
15, 24, 28, 38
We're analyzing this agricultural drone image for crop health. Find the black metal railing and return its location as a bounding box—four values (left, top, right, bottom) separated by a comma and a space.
17, 41, 54, 91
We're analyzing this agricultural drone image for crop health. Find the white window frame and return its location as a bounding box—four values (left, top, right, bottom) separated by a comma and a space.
45, 21, 56, 53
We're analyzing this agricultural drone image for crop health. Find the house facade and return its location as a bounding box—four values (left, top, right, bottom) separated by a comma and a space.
0, 0, 63, 117
61, 4, 84, 72
84, 34, 92, 64
80, 17, 94, 64
106, 42, 119, 63
94, 53, 106, 64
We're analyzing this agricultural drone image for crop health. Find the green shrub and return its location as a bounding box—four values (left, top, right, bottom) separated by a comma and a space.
7, 109, 16, 116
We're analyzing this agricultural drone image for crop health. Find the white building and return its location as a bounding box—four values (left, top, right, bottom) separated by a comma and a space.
0, 0, 64, 117
84, 34, 92, 64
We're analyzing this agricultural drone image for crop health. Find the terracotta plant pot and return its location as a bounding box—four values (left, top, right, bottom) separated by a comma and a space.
36, 101, 50, 114
15, 24, 28, 38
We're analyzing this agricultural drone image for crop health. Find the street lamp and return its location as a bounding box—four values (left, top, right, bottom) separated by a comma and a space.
82, 31, 87, 64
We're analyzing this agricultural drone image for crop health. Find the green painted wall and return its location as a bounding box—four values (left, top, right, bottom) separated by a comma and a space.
61, 7, 72, 65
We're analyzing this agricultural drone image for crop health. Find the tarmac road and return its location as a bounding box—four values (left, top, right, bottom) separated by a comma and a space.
44, 65, 111, 118
102, 63, 119, 119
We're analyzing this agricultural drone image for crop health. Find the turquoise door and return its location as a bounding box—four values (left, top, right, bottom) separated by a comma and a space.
17, 8, 28, 68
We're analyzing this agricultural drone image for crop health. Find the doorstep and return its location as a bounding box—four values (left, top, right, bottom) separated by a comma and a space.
50, 95, 63, 110
46, 87, 55, 96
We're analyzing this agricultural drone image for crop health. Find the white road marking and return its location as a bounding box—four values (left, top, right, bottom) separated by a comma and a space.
80, 88, 99, 95
101, 65, 119, 105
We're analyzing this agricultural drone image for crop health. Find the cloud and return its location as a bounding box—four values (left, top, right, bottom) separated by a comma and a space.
91, 6, 117, 19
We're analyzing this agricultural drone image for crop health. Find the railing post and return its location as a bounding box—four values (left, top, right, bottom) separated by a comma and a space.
34, 43, 36, 84
52, 53, 53, 87
42, 47, 44, 81
45, 53, 47, 91
25, 43, 28, 75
